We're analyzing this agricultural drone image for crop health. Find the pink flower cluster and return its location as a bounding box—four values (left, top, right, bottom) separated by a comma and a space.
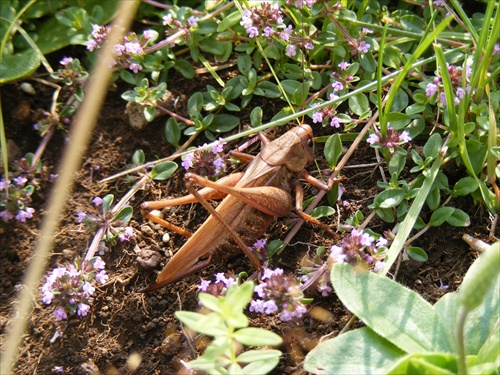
87, 24, 157, 73
181, 139, 230, 179
198, 273, 237, 298
311, 61, 354, 128
329, 228, 387, 272
41, 257, 108, 321
425, 62, 472, 107
367, 125, 411, 151
76, 195, 135, 246
250, 268, 307, 321
240, 3, 313, 57
0, 176, 35, 222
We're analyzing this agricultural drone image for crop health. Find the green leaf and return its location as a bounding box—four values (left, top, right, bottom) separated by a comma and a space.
406, 246, 428, 262
429, 207, 454, 227
198, 293, 222, 314
174, 60, 194, 79
255, 81, 281, 98
143, 106, 156, 122
446, 209, 470, 227
423, 133, 442, 159
324, 134, 343, 168
0, 49, 40, 83
102, 194, 114, 214
188, 92, 204, 117
304, 327, 405, 374
175, 311, 227, 337
114, 206, 133, 224
241, 358, 280, 375
217, 10, 241, 32
386, 112, 411, 130
208, 114, 240, 133
452, 177, 478, 197
236, 349, 282, 363
225, 281, 254, 315
131, 149, 145, 166
310, 206, 335, 219
250, 107, 263, 127
386, 352, 458, 374
165, 118, 181, 148
435, 259, 499, 356
151, 161, 178, 181
458, 242, 500, 311
233, 328, 283, 346
348, 93, 369, 116
267, 240, 285, 259
331, 263, 452, 353
375, 189, 405, 209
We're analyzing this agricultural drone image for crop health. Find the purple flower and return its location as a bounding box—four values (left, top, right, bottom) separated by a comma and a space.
92, 197, 103, 206
129, 63, 143, 74
181, 152, 194, 170
376, 237, 388, 247
76, 212, 87, 223
211, 139, 226, 154
373, 261, 385, 273
86, 39, 98, 52
162, 14, 173, 25
213, 157, 226, 174
338, 60, 350, 70
330, 116, 341, 128
332, 81, 344, 92
42, 290, 54, 304
118, 226, 135, 242
280, 25, 293, 41
96, 270, 108, 284
263, 300, 278, 314
330, 245, 346, 263
312, 111, 323, 123
456, 87, 465, 99
143, 29, 155, 40
0, 178, 9, 190
304, 42, 314, 50
93, 257, 106, 270
77, 303, 90, 316
285, 44, 297, 57
113, 44, 126, 56
13, 176, 27, 186
366, 133, 380, 144
494, 43, 500, 55
60, 57, 73, 66
263, 26, 274, 37
16, 207, 35, 222
253, 239, 266, 249
426, 82, 438, 97
247, 26, 259, 38
53, 307, 67, 321
124, 42, 143, 55
399, 131, 411, 143
187, 16, 198, 27
240, 9, 253, 29
0, 210, 14, 222
198, 279, 211, 292
358, 41, 370, 54
82, 282, 95, 296
280, 304, 307, 321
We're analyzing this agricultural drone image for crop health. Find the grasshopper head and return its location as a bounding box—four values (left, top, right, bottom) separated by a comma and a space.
261, 124, 315, 172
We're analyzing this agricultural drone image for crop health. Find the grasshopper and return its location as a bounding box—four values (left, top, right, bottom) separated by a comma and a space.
141, 124, 339, 292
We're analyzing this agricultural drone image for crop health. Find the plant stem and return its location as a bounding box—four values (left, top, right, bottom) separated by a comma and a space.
456, 307, 469, 375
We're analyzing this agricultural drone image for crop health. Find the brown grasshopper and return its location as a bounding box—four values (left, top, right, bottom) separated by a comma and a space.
140, 124, 339, 292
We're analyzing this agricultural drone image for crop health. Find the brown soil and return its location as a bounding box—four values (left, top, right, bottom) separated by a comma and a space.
0, 59, 495, 375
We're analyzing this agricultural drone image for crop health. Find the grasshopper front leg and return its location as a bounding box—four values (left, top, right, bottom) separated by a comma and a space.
140, 172, 244, 237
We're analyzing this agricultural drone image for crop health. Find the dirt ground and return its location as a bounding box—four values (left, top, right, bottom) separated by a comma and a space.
0, 53, 496, 375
